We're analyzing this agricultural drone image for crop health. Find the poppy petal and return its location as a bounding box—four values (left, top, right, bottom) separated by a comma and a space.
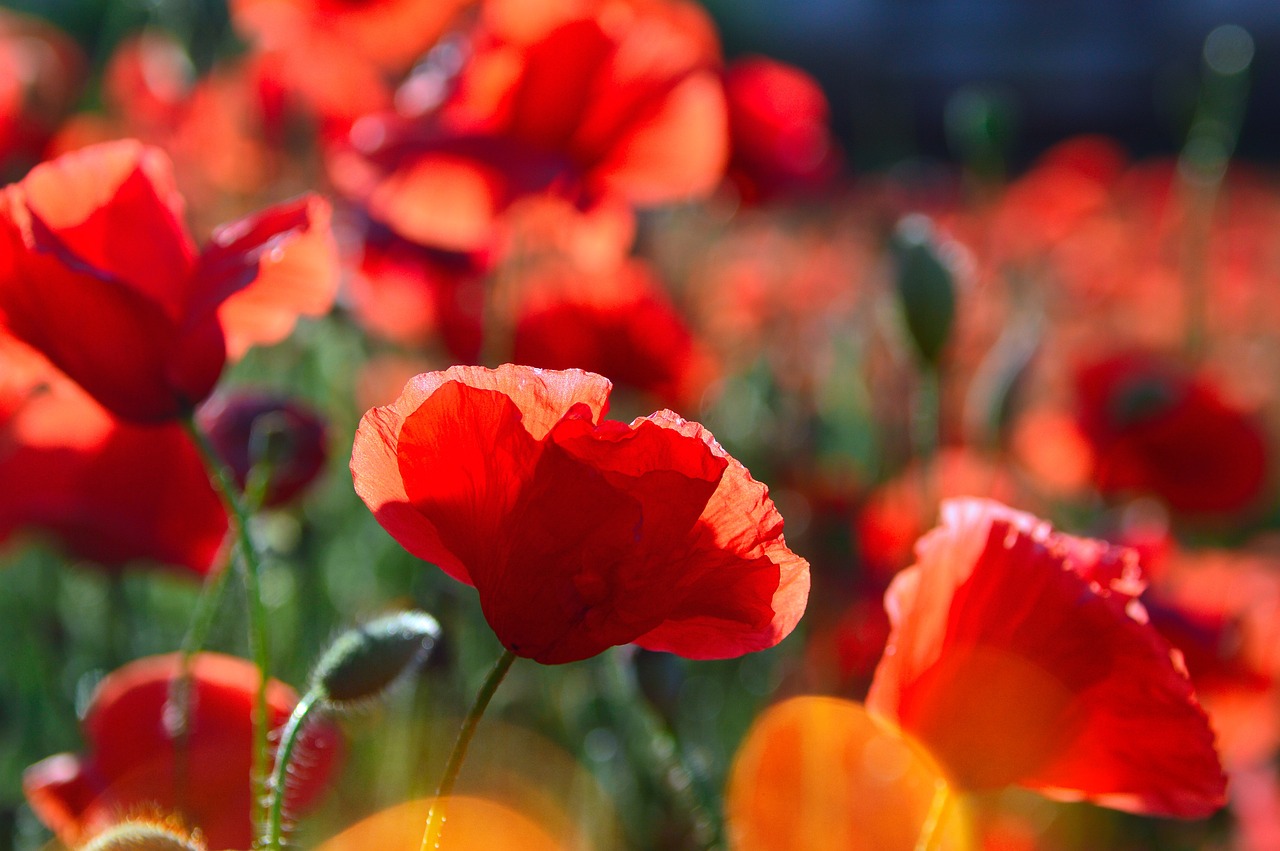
633, 412, 809, 658
208, 194, 339, 358
866, 498, 1226, 817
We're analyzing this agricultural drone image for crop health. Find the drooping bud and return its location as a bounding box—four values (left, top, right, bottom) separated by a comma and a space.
310, 611, 441, 707
196, 393, 328, 506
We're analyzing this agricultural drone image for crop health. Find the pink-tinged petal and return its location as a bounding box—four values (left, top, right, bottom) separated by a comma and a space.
394, 379, 546, 585
633, 412, 810, 658
867, 498, 1226, 818
353, 366, 611, 584
16, 139, 196, 318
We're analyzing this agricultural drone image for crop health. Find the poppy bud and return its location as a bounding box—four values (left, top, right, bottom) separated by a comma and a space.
310, 610, 440, 707
890, 215, 957, 367
196, 393, 328, 506
78, 819, 204, 851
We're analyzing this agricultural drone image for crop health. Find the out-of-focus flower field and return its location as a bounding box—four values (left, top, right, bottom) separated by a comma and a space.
0, 1, 1276, 849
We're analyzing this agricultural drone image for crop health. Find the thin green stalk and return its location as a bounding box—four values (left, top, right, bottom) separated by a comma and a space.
168, 555, 233, 818
168, 462, 272, 822
914, 780, 952, 851
264, 687, 324, 851
420, 649, 517, 851
912, 363, 941, 512
183, 415, 272, 845
600, 649, 724, 850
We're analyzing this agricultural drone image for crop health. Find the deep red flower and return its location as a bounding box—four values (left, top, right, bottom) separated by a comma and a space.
722, 56, 840, 203
351, 364, 809, 664
866, 498, 1226, 818
0, 332, 226, 573
1074, 351, 1269, 515
329, 0, 728, 253
511, 259, 713, 406
196, 392, 328, 507
23, 652, 342, 850
0, 139, 337, 422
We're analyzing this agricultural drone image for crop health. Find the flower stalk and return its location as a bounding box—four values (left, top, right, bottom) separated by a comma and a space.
420, 648, 518, 851
182, 414, 273, 845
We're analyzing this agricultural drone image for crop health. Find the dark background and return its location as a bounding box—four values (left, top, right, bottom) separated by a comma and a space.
703, 0, 1280, 169
10, 0, 1280, 170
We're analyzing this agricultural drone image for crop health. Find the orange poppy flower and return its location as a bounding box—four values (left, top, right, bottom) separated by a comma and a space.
351, 364, 809, 664
23, 652, 343, 850
866, 498, 1226, 818
727, 696, 971, 851
0, 139, 337, 422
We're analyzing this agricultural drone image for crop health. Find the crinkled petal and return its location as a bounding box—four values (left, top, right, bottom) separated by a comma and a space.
867, 497, 1226, 817
633, 411, 809, 658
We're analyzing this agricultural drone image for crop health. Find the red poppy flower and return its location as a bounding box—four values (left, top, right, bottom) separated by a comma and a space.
722, 56, 840, 203
0, 139, 337, 423
0, 332, 226, 573
0, 10, 84, 175
351, 364, 809, 664
1074, 351, 1269, 515
329, 0, 728, 253
866, 498, 1226, 818
511, 259, 714, 405
23, 652, 342, 850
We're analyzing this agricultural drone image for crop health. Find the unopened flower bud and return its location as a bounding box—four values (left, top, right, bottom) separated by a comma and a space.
197, 393, 328, 506
310, 611, 441, 707
79, 820, 205, 851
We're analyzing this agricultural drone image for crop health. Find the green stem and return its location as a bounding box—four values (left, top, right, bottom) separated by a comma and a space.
912, 363, 941, 512
264, 687, 324, 851
167, 554, 233, 819
420, 649, 517, 851
183, 415, 272, 846
600, 650, 724, 850
913, 780, 952, 851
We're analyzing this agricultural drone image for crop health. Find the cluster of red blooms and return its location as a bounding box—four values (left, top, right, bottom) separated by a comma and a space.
0, 0, 1274, 849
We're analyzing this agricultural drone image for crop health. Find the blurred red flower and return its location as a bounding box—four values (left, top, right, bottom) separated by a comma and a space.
0, 10, 84, 175
330, 0, 728, 253
0, 332, 226, 573
23, 652, 342, 850
351, 364, 809, 664
866, 498, 1226, 818
0, 139, 337, 422
1074, 351, 1269, 515
509, 258, 714, 406
722, 56, 840, 203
